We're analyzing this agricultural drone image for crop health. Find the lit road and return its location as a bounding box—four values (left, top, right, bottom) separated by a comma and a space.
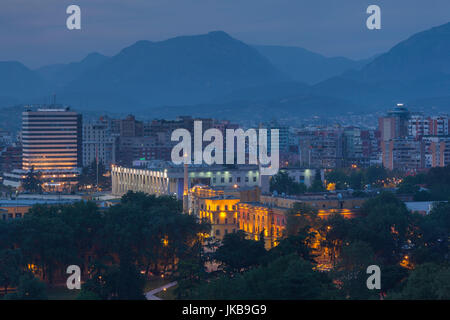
145, 281, 177, 300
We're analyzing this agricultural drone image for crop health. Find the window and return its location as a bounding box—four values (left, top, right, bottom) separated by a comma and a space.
216, 230, 220, 236
224, 205, 228, 210
237, 177, 241, 182
212, 177, 216, 183
229, 177, 232, 183
225, 218, 228, 224
245, 177, 249, 182
253, 177, 257, 182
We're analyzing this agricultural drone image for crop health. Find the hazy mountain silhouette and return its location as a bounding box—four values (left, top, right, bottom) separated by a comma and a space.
59, 31, 288, 110
1, 23, 450, 118
311, 22, 450, 109
36, 52, 108, 89
254, 45, 372, 84
0, 61, 47, 102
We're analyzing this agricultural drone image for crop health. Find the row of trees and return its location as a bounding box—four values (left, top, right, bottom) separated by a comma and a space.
325, 166, 389, 191
21, 161, 111, 194
176, 192, 449, 299
269, 170, 324, 195
397, 165, 450, 200
0, 191, 209, 299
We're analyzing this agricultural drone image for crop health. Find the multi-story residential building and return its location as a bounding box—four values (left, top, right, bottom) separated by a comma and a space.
422, 136, 450, 168
297, 127, 344, 168
0, 143, 22, 174
408, 114, 450, 139
381, 138, 425, 171
379, 104, 410, 141
259, 121, 290, 154
0, 129, 14, 148
82, 119, 118, 167
119, 115, 143, 137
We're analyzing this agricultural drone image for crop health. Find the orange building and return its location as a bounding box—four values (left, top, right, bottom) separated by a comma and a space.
236, 202, 288, 249
197, 196, 240, 239
190, 185, 366, 250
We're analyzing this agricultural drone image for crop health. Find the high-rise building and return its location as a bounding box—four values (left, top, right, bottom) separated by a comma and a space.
22, 107, 82, 170
20, 106, 82, 191
379, 103, 410, 141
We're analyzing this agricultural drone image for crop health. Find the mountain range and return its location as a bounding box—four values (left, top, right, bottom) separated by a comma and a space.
1, 22, 450, 120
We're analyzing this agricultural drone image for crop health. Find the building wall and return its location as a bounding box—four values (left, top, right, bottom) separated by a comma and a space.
111, 164, 266, 198
22, 108, 82, 171
111, 165, 172, 197
82, 121, 117, 167
198, 197, 240, 240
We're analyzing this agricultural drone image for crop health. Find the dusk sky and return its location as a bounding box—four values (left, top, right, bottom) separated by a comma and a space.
1, 0, 449, 68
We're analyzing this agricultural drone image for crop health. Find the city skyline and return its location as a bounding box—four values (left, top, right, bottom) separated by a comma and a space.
0, 1, 449, 303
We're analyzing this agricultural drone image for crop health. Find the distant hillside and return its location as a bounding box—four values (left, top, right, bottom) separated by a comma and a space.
1, 23, 450, 119
36, 52, 108, 89
311, 22, 450, 109
254, 45, 370, 84
211, 81, 310, 103
0, 61, 48, 101
59, 31, 289, 110
145, 94, 357, 121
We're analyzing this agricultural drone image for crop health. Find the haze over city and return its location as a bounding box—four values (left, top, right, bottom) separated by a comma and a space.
1, 0, 450, 67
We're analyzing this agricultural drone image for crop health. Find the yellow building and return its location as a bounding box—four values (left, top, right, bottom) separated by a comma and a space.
236, 202, 288, 249
197, 196, 240, 240
190, 185, 366, 250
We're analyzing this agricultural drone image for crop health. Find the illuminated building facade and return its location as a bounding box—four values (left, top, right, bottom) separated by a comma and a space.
21, 107, 82, 191
236, 202, 287, 249
111, 161, 264, 198
189, 185, 365, 249
198, 196, 240, 240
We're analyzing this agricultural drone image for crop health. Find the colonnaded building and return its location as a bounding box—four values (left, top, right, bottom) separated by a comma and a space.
111, 160, 321, 200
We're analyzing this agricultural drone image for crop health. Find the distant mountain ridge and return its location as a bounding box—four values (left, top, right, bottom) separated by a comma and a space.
59, 31, 289, 110
0, 23, 450, 119
253, 45, 371, 84
310, 22, 450, 108
36, 52, 108, 89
